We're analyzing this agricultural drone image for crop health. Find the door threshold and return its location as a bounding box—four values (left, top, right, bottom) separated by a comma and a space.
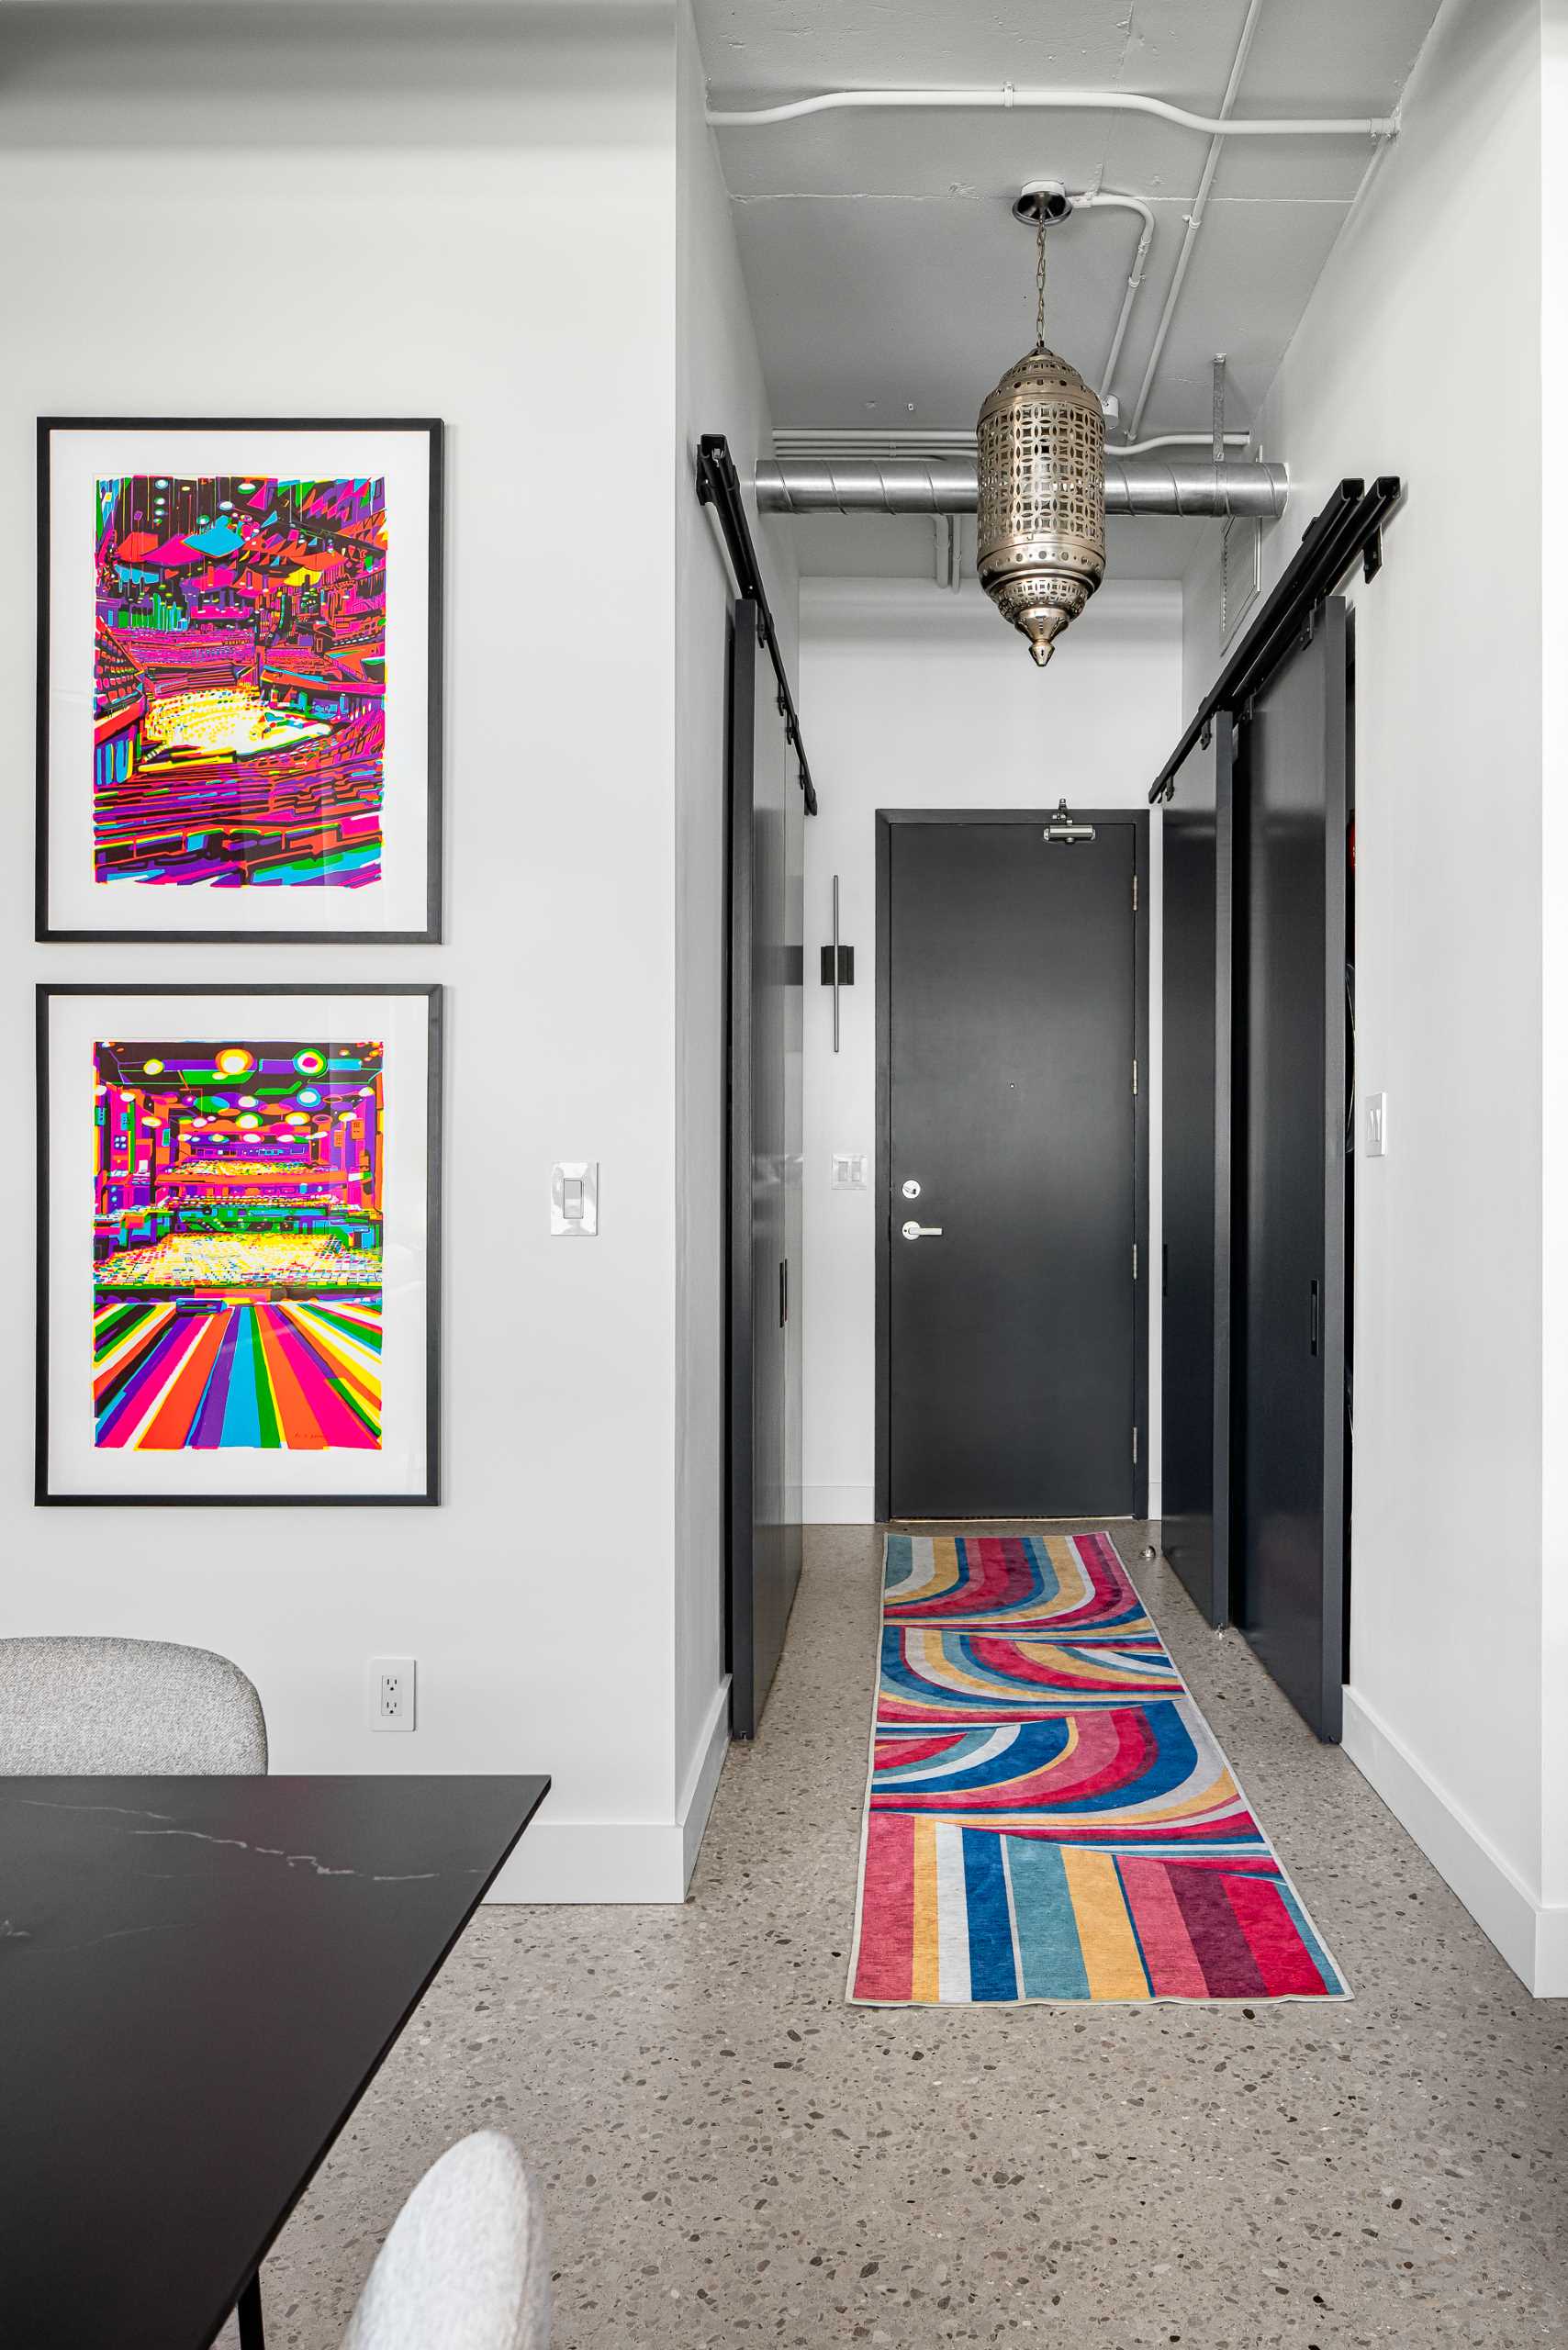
885, 1514, 1138, 1528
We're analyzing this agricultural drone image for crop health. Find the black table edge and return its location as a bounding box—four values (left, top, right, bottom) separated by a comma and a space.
205, 1773, 551, 2350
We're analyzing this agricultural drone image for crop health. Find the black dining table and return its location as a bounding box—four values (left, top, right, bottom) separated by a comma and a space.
0, 1772, 550, 2350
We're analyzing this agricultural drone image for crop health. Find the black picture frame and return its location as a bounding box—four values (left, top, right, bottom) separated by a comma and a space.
37, 417, 444, 944
38, 982, 443, 1506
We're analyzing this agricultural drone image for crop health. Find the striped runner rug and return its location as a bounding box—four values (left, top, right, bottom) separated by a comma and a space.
847, 1531, 1350, 2007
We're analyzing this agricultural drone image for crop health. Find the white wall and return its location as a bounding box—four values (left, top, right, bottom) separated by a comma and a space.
673, 0, 800, 1826
798, 576, 1183, 1525
2, 3, 703, 1900
1182, 0, 1563, 1991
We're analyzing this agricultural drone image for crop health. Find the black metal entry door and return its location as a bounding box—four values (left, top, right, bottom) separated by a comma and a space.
881, 816, 1142, 1520
1234, 600, 1349, 1740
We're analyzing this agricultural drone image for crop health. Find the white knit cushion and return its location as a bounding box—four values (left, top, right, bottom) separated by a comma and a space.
0, 1636, 266, 1774
341, 2132, 550, 2350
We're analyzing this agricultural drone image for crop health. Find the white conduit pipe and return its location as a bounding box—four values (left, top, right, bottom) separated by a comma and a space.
772, 427, 1254, 459
706, 85, 1399, 140
1116, 431, 1250, 454
1072, 189, 1154, 403
1128, 0, 1265, 442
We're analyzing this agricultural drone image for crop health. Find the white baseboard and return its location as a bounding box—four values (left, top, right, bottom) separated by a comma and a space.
489, 1818, 689, 1903
678, 1673, 732, 1892
1342, 1686, 1565, 1997
488, 1676, 732, 1906
804, 1483, 875, 1523
1538, 1905, 1568, 1998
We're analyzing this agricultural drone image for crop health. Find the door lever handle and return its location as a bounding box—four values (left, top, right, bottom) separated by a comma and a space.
901, 1221, 943, 1239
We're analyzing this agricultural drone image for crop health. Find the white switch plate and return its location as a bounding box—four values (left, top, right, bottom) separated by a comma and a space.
551, 1160, 599, 1236
1365, 1092, 1388, 1158
370, 1656, 416, 1732
831, 1152, 868, 1191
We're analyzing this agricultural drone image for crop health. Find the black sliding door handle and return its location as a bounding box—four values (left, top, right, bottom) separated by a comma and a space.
1162, 1242, 1169, 1297
1309, 1278, 1320, 1357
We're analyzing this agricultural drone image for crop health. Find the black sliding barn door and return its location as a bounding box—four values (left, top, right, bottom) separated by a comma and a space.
1159, 717, 1234, 1628
1233, 600, 1349, 1740
726, 600, 802, 1739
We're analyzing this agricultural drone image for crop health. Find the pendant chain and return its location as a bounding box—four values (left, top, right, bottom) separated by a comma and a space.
1035, 215, 1048, 351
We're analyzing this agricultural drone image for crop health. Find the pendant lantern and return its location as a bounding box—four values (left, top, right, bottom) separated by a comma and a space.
977, 187, 1107, 667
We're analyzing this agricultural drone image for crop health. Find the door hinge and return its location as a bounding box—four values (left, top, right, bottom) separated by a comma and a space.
1132, 1241, 1139, 1282
1132, 1424, 1139, 1466
1132, 873, 1138, 914
1132, 1058, 1139, 1097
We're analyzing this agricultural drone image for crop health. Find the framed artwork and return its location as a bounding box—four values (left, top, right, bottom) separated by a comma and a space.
37, 418, 442, 942
38, 984, 442, 1505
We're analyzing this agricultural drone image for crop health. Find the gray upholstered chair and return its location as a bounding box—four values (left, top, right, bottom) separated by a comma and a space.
341, 2132, 551, 2350
0, 1636, 267, 1774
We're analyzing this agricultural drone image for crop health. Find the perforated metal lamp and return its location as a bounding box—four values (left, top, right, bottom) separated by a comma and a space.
977, 186, 1107, 666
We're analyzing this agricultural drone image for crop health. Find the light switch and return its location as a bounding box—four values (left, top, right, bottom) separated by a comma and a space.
551, 1160, 599, 1235
831, 1152, 868, 1192
1365, 1093, 1387, 1158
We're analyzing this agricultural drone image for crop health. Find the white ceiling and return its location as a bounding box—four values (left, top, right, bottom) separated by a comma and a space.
694, 0, 1442, 576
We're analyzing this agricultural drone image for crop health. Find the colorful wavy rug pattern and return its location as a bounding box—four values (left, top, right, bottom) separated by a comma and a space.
848, 1532, 1349, 2006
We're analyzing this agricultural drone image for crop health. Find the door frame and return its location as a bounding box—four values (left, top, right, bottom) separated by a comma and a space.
873, 808, 1150, 1525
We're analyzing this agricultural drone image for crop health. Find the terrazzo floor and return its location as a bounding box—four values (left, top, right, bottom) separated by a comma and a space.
230, 1525, 1568, 2348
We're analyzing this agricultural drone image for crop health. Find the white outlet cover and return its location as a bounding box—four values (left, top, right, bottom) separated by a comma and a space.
370, 1655, 417, 1732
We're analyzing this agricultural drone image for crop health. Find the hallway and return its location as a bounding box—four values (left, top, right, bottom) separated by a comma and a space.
241, 1529, 1567, 2348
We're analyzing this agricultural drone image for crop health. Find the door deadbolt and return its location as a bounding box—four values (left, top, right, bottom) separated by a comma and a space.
901, 1220, 943, 1239
902, 1178, 922, 1199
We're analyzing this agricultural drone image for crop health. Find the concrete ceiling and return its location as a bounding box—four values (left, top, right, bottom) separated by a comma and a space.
695, 0, 1442, 577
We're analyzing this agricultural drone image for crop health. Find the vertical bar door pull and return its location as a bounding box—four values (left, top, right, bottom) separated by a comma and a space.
780, 1259, 789, 1327
832, 875, 841, 1053
1309, 1278, 1320, 1357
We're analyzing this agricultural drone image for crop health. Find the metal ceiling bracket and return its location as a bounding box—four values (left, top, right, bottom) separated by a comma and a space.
1012, 179, 1074, 227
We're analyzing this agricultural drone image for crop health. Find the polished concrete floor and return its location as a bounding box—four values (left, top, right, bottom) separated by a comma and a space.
237, 1526, 1568, 2348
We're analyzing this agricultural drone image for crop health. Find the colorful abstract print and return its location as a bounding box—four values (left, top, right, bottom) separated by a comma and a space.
850, 1533, 1349, 2006
93, 1040, 383, 1450
94, 474, 386, 888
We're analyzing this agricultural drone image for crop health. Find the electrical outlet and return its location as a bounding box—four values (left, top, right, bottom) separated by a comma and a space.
370, 1656, 416, 1733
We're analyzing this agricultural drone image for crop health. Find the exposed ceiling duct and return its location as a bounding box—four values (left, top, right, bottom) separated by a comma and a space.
756, 454, 1287, 521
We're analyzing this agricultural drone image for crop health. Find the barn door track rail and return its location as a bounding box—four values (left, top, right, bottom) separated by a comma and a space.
1148, 475, 1400, 805
697, 432, 818, 815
